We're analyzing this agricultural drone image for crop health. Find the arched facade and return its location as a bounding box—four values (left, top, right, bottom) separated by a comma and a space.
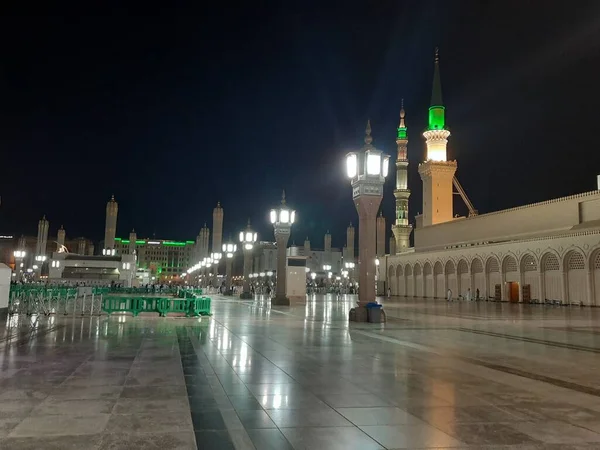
385, 230, 600, 305
445, 260, 457, 296
457, 259, 470, 298
520, 254, 539, 301
541, 252, 561, 302
434, 261, 444, 298
564, 250, 586, 304
396, 265, 404, 296
471, 257, 484, 298
405, 264, 413, 297
388, 265, 397, 296
414, 263, 423, 297
424, 262, 434, 298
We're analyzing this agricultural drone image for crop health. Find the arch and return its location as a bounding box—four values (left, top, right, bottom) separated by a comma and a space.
405, 264, 413, 297
540, 251, 561, 303
444, 260, 457, 297
434, 261, 444, 298
485, 256, 501, 300
591, 249, 600, 306
414, 263, 423, 297
564, 249, 586, 304
424, 262, 434, 298
471, 257, 485, 300
388, 265, 397, 296
457, 259, 470, 298
502, 254, 518, 274
396, 264, 404, 296
520, 253, 539, 301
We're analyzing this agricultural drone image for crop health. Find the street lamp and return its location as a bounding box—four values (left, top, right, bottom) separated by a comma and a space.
13, 250, 26, 280
270, 190, 295, 305
345, 120, 389, 322
239, 220, 257, 299
211, 252, 222, 289
222, 239, 237, 295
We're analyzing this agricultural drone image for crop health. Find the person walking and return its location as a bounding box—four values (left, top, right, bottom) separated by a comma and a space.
447, 288, 452, 302
466, 287, 472, 302
476, 288, 480, 301
387, 287, 391, 298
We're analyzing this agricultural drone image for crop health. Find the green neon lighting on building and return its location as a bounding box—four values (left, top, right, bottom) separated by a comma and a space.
163, 241, 186, 246
186, 240, 195, 244
397, 127, 407, 139
114, 237, 122, 241
136, 240, 146, 244
121, 239, 130, 244
428, 106, 445, 130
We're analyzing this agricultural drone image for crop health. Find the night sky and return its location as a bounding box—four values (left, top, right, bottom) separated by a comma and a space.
2, 2, 600, 249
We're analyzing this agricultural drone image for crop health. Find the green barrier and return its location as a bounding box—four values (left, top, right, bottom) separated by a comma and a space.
102, 295, 211, 317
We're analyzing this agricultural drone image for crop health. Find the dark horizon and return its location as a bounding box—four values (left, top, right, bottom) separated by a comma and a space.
2, 2, 600, 248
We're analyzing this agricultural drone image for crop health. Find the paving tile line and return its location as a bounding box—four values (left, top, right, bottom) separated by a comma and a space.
204, 318, 396, 450
354, 329, 600, 401
182, 325, 257, 450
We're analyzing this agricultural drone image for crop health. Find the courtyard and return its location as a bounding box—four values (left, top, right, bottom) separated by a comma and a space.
0, 294, 599, 449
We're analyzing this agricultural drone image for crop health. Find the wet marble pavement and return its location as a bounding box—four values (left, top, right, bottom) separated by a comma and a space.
0, 295, 600, 449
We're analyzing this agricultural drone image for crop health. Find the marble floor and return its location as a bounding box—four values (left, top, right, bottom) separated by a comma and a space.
0, 295, 600, 449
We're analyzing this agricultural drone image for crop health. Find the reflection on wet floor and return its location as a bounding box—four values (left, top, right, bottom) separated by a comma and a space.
0, 294, 600, 449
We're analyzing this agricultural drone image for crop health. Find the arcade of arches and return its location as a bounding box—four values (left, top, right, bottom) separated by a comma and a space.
384, 233, 600, 305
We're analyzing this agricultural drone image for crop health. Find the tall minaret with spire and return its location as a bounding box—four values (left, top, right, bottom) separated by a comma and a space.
345, 223, 355, 261
57, 225, 66, 252
212, 202, 223, 254
35, 215, 49, 257
104, 195, 118, 251
418, 48, 457, 226
392, 101, 412, 252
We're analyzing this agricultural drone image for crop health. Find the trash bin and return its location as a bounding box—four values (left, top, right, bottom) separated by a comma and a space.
366, 302, 382, 323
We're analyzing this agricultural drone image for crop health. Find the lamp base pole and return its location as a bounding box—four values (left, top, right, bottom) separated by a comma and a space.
271, 295, 290, 306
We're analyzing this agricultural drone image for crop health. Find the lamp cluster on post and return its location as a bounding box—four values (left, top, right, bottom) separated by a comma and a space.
270, 191, 295, 306
239, 220, 257, 299
345, 120, 389, 322
222, 239, 237, 295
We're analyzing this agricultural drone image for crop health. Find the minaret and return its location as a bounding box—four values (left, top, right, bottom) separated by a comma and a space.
87, 244, 95, 256
129, 229, 137, 256
197, 223, 210, 260
376, 212, 385, 256
35, 215, 49, 257
212, 202, 223, 254
392, 101, 413, 251
57, 225, 66, 251
304, 237, 310, 254
77, 238, 86, 255
418, 48, 457, 226
346, 223, 355, 261
389, 236, 396, 256
104, 195, 118, 250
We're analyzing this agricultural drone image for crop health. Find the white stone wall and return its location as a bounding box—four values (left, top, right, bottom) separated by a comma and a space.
414, 191, 600, 251
384, 229, 600, 305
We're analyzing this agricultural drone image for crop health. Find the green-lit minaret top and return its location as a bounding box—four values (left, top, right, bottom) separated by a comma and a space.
428, 47, 445, 131
397, 99, 407, 140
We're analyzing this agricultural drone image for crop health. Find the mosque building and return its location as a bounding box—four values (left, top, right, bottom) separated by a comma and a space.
382, 51, 600, 305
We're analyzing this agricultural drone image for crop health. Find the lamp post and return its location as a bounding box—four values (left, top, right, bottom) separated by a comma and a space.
211, 252, 222, 289
270, 191, 295, 305
239, 220, 257, 299
34, 254, 47, 280
222, 240, 237, 295
13, 250, 26, 281
345, 120, 390, 321
323, 264, 332, 291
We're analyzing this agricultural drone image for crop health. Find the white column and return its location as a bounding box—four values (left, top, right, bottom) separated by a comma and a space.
587, 271, 594, 306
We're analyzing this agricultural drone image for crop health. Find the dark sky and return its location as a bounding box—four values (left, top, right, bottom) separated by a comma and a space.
2, 1, 600, 249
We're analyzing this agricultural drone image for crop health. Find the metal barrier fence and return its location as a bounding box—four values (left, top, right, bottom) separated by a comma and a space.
8, 286, 211, 318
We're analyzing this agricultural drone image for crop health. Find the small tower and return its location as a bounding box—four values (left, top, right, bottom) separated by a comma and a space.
324, 230, 332, 265
345, 222, 355, 261
104, 195, 118, 250
77, 237, 86, 255
212, 202, 224, 254
418, 48, 457, 226
376, 212, 386, 256
87, 244, 95, 256
304, 236, 310, 254
35, 215, 49, 257
392, 101, 413, 252
129, 229, 137, 256
389, 236, 396, 256
197, 223, 210, 260
57, 225, 66, 251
